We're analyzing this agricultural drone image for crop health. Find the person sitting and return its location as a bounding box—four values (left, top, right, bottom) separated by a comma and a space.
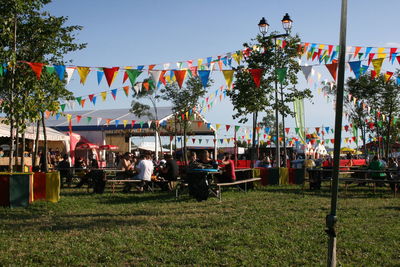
123, 152, 154, 193
158, 154, 179, 191
58, 154, 73, 188
197, 150, 218, 169
118, 152, 135, 178
218, 153, 236, 183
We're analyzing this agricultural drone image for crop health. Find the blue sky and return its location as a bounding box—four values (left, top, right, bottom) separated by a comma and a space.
43, 0, 400, 144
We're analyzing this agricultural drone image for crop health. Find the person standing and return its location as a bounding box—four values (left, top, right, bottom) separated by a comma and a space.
219, 153, 236, 183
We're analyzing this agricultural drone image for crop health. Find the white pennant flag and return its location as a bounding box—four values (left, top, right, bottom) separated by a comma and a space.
66, 67, 75, 84
147, 120, 152, 128
163, 63, 170, 70
149, 70, 162, 87
97, 118, 102, 126
68, 100, 75, 110
301, 66, 312, 81
134, 82, 142, 94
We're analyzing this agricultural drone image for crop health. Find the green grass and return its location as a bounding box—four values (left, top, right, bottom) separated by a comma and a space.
0, 184, 399, 266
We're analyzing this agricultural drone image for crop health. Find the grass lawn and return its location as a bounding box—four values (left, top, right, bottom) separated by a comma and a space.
0, 184, 399, 266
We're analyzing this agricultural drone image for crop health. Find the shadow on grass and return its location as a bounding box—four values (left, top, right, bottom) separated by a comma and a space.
383, 206, 400, 211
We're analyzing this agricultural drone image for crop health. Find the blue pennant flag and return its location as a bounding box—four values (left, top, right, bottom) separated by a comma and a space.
391, 53, 398, 64
55, 113, 61, 120
348, 61, 361, 79
137, 65, 144, 71
92, 96, 97, 106
397, 77, 400, 86
115, 120, 120, 127
54, 65, 66, 81
198, 70, 210, 88
177, 137, 182, 142
265, 127, 270, 134
365, 47, 372, 58
206, 57, 212, 65
222, 57, 228, 66
97, 70, 104, 85
325, 127, 330, 133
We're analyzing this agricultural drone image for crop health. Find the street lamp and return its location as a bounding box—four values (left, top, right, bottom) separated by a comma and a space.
257, 13, 293, 168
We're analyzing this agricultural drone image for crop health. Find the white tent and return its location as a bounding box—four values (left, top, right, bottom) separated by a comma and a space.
0, 123, 68, 141
137, 142, 169, 152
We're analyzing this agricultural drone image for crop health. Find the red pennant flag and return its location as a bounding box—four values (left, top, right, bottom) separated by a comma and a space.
385, 71, 394, 82
174, 70, 187, 88
282, 40, 287, 49
189, 66, 198, 77
123, 71, 129, 84
192, 138, 196, 144
328, 45, 333, 55
344, 125, 349, 132
226, 125, 231, 132
325, 60, 338, 81
26, 62, 44, 80
312, 51, 318, 61
315, 127, 320, 133
390, 48, 397, 61
330, 139, 335, 144
368, 53, 375, 65
310, 139, 316, 145
371, 70, 377, 79
88, 94, 95, 102
131, 120, 136, 127
103, 67, 119, 87
352, 136, 356, 142
249, 69, 263, 88
396, 56, 400, 65
170, 135, 174, 141
76, 115, 82, 123
159, 70, 167, 85
285, 128, 290, 134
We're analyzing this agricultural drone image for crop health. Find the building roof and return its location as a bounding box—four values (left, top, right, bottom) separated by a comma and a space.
46, 107, 216, 136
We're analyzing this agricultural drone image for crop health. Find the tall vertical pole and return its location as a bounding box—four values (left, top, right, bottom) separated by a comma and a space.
280, 83, 287, 167
251, 112, 258, 167
274, 37, 281, 168
327, 0, 347, 266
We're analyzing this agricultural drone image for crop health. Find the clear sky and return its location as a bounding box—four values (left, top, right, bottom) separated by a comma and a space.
42, 0, 400, 144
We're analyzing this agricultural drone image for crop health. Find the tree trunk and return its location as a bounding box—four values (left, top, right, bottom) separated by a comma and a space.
385, 113, 392, 158
183, 120, 188, 165
21, 132, 25, 172
41, 112, 48, 172
9, 119, 14, 172
33, 120, 40, 169
15, 123, 19, 171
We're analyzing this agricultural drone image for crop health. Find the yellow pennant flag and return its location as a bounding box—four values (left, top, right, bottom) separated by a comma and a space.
377, 47, 385, 54
66, 114, 72, 122
101, 91, 107, 101
319, 44, 325, 49
378, 53, 387, 59
215, 123, 221, 130
123, 120, 128, 128
197, 58, 203, 67
222, 70, 234, 89
372, 58, 384, 75
232, 51, 243, 65
77, 67, 91, 85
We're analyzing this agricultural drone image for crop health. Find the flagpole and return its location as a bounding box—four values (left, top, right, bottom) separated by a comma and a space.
327, 0, 347, 266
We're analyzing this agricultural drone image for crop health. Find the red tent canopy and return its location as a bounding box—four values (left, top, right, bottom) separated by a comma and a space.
99, 145, 119, 150
76, 143, 99, 150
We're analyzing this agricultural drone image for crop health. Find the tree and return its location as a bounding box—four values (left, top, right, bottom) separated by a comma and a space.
0, 0, 85, 171
160, 76, 211, 163
227, 33, 312, 165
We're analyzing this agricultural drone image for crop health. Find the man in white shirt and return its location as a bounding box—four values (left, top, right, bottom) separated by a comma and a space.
123, 152, 154, 193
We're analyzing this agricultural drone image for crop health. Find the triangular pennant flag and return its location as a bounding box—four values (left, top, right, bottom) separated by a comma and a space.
54, 65, 66, 81
215, 124, 221, 130
368, 53, 375, 65
115, 120, 120, 127
131, 120, 136, 127
325, 61, 338, 81
276, 67, 287, 83
45, 66, 55, 74
139, 121, 144, 128
80, 99, 86, 108
348, 61, 361, 79
76, 115, 82, 123
77, 66, 91, 85
87, 117, 92, 123
301, 66, 312, 81
92, 96, 97, 106
55, 113, 61, 120
97, 69, 104, 85
173, 70, 187, 88
149, 70, 162, 87
353, 46, 362, 58
249, 69, 263, 87
222, 70, 234, 89
198, 70, 211, 88
235, 125, 240, 132
60, 104, 66, 112
101, 91, 107, 101
372, 58, 384, 75
103, 67, 120, 87
96, 118, 102, 126
111, 89, 118, 100
66, 67, 75, 84
384, 71, 394, 82
26, 62, 44, 80
123, 86, 130, 96
105, 119, 111, 126
226, 125, 231, 132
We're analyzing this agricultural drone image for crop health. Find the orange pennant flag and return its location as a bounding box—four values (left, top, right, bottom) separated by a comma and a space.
325, 60, 338, 81
123, 86, 130, 96
173, 70, 187, 88
27, 62, 44, 80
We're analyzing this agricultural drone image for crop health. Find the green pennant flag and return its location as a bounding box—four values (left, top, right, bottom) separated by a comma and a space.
326, 139, 330, 144
295, 127, 300, 134
317, 140, 321, 144
126, 69, 142, 87
45, 66, 55, 74
139, 121, 144, 128
235, 125, 240, 132
76, 97, 82, 104
87, 117, 92, 123
0, 65, 3, 76
60, 104, 66, 112
276, 67, 287, 83
358, 53, 363, 60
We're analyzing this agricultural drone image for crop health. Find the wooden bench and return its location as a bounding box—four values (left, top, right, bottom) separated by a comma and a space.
215, 177, 261, 201
107, 179, 154, 193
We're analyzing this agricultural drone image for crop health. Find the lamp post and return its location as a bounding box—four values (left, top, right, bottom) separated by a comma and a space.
258, 13, 293, 168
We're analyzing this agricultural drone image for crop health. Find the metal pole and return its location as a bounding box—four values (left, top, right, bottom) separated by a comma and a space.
280, 83, 287, 167
251, 111, 258, 167
327, 0, 347, 266
274, 37, 280, 168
